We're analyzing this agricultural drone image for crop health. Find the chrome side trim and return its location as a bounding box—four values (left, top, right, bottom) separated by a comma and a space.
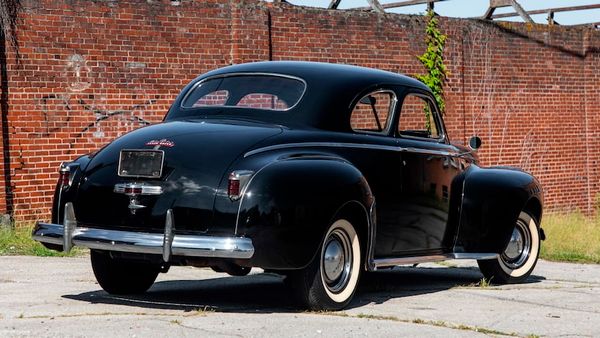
32, 223, 254, 260
366, 199, 377, 271
244, 142, 455, 158
452, 252, 498, 260
372, 252, 499, 270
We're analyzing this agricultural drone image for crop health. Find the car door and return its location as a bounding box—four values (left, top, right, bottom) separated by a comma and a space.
374, 89, 464, 257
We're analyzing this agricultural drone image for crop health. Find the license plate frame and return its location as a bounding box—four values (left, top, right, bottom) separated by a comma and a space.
118, 149, 165, 179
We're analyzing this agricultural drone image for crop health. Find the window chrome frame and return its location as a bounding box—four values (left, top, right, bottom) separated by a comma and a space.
179, 72, 308, 112
349, 89, 398, 136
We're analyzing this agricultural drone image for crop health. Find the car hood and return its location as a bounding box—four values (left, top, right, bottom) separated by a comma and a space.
74, 120, 282, 233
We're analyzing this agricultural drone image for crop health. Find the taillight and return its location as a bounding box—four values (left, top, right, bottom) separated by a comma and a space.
228, 170, 254, 201
59, 165, 71, 187
124, 186, 143, 196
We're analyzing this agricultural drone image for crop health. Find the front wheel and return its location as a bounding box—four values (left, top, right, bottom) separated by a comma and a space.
91, 250, 160, 294
478, 211, 540, 284
288, 218, 362, 311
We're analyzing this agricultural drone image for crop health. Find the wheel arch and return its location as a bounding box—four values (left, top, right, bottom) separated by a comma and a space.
456, 165, 544, 254
523, 197, 543, 227
329, 199, 373, 272
236, 155, 374, 270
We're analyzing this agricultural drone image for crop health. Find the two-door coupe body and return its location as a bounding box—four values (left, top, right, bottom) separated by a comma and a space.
33, 61, 544, 310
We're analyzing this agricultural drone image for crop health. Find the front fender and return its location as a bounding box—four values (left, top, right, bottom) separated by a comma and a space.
455, 165, 543, 253
236, 156, 373, 270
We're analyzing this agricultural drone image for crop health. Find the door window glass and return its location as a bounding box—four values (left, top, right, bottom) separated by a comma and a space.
398, 95, 440, 139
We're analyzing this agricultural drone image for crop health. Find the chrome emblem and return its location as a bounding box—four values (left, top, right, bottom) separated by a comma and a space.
114, 183, 163, 215
145, 139, 175, 148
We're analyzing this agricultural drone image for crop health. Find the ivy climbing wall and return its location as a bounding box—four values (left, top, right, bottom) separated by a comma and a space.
1, 0, 599, 221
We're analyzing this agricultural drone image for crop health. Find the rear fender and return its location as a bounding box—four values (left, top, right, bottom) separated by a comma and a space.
236, 156, 374, 270
51, 155, 91, 224
455, 165, 543, 253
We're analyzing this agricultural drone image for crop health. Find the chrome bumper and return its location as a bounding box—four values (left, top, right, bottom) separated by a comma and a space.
32, 203, 254, 262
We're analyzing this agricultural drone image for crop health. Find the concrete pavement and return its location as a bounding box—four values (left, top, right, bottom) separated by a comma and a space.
1, 256, 599, 337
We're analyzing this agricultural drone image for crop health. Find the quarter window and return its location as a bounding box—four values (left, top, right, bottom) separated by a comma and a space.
398, 95, 440, 139
350, 91, 395, 133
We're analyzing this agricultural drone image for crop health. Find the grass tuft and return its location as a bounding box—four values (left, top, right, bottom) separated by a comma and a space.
0, 224, 84, 257
540, 212, 600, 264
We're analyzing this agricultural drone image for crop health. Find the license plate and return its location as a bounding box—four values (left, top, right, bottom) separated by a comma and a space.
118, 150, 164, 178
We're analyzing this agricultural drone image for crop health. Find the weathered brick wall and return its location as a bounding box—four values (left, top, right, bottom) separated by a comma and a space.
1, 0, 599, 221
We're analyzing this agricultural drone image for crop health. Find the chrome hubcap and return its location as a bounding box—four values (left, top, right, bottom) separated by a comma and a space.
501, 219, 531, 269
324, 239, 344, 282
504, 228, 524, 260
322, 229, 352, 293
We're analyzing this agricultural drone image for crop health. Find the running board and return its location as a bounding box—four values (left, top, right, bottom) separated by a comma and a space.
371, 252, 498, 270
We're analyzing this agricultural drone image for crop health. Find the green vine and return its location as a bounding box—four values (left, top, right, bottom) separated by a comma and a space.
416, 10, 448, 131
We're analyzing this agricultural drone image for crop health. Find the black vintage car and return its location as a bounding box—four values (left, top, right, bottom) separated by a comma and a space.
33, 61, 544, 310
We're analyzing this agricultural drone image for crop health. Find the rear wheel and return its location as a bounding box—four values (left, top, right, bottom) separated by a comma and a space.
91, 250, 160, 294
478, 211, 540, 284
288, 218, 361, 310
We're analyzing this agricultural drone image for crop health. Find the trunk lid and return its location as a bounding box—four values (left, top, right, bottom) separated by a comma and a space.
74, 120, 282, 234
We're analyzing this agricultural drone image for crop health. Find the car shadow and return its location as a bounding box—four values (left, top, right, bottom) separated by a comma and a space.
63, 266, 545, 313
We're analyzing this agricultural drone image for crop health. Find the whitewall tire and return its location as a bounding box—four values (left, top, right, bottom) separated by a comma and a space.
289, 218, 362, 310
478, 211, 540, 284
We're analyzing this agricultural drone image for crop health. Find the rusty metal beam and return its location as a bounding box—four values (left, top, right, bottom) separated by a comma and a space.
328, 0, 342, 9
354, 0, 446, 11
510, 0, 533, 22
366, 0, 385, 13
490, 4, 600, 19
482, 0, 532, 22
547, 11, 557, 25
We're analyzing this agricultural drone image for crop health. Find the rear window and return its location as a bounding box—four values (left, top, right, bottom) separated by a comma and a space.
181, 74, 305, 111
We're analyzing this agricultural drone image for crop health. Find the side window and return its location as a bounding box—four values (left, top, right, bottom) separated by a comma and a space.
350, 91, 395, 133
398, 94, 440, 139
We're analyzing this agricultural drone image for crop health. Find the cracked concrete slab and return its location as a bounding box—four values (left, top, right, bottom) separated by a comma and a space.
1, 256, 599, 337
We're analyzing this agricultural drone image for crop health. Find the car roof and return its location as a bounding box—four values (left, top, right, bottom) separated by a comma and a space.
169, 61, 432, 130
200, 61, 429, 91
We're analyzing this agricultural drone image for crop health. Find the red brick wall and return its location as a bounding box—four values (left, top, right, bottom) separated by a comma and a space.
2, 0, 599, 221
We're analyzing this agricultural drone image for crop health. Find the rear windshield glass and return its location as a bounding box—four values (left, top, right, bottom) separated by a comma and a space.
181, 75, 306, 111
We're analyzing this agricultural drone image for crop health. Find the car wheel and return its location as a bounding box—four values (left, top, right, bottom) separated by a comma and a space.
90, 250, 160, 294
289, 218, 361, 310
477, 211, 540, 284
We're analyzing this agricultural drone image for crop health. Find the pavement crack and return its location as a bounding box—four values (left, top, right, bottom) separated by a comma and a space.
314, 311, 522, 337
19, 310, 212, 320
454, 289, 600, 315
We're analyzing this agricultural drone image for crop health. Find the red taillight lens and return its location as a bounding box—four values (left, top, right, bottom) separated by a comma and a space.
228, 170, 254, 201
228, 179, 241, 199
124, 186, 143, 195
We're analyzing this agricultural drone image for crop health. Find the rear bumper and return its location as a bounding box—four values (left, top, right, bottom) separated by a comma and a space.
32, 203, 254, 261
